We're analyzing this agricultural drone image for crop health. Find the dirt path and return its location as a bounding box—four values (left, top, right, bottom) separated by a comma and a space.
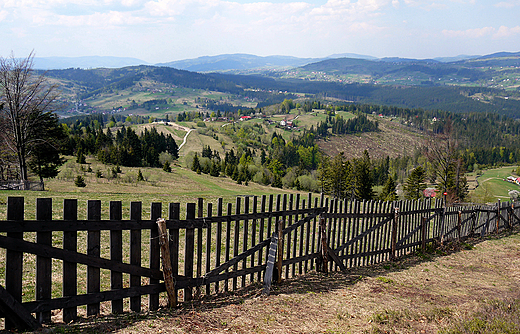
177, 128, 194, 152
47, 230, 520, 334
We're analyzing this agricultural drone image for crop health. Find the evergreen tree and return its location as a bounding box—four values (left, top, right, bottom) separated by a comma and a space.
404, 167, 427, 200
191, 154, 201, 172
354, 150, 374, 200
379, 177, 397, 201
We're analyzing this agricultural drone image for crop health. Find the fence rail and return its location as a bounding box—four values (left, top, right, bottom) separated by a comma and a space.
0, 194, 519, 331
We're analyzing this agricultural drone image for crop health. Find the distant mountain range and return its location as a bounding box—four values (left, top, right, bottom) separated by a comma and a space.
34, 52, 515, 71
33, 56, 150, 70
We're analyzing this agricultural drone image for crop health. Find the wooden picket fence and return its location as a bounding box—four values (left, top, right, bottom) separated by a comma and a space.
0, 194, 519, 331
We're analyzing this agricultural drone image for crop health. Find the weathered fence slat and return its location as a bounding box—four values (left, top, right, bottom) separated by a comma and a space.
5, 197, 24, 330
184, 203, 196, 301
87, 200, 101, 316
129, 202, 142, 312
110, 201, 123, 314
36, 198, 52, 324
63, 199, 78, 323
262, 233, 278, 296
0, 285, 40, 331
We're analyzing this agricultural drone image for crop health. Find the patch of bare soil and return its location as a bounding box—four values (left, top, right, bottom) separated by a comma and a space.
318, 118, 424, 160
43, 229, 520, 334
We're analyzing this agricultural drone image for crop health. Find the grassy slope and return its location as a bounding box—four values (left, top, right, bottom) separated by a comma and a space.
468, 166, 520, 203
0, 156, 305, 221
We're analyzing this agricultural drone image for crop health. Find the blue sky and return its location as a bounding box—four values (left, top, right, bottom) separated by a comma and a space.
0, 0, 519, 63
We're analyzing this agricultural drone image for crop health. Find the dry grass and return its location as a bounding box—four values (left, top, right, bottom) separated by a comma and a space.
35, 228, 520, 334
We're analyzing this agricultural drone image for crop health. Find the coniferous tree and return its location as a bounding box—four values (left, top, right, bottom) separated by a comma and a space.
379, 177, 397, 201
404, 167, 427, 200
354, 150, 374, 200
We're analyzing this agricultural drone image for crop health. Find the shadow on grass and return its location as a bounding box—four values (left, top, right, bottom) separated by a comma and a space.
29, 227, 519, 334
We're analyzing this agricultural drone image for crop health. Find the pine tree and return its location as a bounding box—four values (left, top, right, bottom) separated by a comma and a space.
354, 150, 374, 200
379, 177, 397, 201
404, 166, 427, 200
191, 154, 201, 172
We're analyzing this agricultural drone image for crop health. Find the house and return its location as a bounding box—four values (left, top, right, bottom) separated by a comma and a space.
423, 188, 437, 198
240, 116, 251, 121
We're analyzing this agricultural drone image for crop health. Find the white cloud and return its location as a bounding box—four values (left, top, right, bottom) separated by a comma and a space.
494, 25, 520, 38
495, 0, 520, 7
0, 10, 8, 21
442, 26, 495, 38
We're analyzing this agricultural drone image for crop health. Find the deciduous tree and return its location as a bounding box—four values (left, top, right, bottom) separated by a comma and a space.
0, 51, 62, 184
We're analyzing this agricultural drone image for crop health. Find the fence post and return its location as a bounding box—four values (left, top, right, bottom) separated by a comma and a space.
206, 202, 213, 295
496, 199, 501, 234
457, 210, 462, 241
391, 207, 399, 261
130, 202, 142, 312
196, 198, 203, 298
319, 216, 328, 274
421, 216, 427, 251
185, 203, 196, 301
276, 219, 283, 283
157, 218, 176, 307
110, 201, 123, 314
63, 199, 78, 323
169, 202, 180, 306
36, 198, 52, 324
149, 202, 162, 310
87, 200, 101, 316
6, 197, 24, 330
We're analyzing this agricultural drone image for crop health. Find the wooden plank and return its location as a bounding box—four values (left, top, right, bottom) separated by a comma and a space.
242, 197, 249, 287
298, 198, 305, 275
0, 208, 325, 233
205, 203, 213, 295
157, 218, 175, 307
36, 198, 52, 324
251, 196, 258, 282
332, 198, 339, 271
224, 203, 232, 293
327, 247, 347, 272
149, 202, 162, 310
63, 199, 78, 323
304, 193, 312, 273
169, 203, 180, 307
262, 233, 278, 296
319, 216, 328, 274
233, 197, 241, 290
87, 200, 101, 316
184, 203, 196, 301
196, 198, 203, 298
390, 206, 398, 261
339, 200, 346, 265
0, 285, 40, 331
110, 201, 123, 314
5, 197, 24, 331
130, 202, 142, 312
282, 194, 288, 279
215, 199, 223, 293
257, 195, 266, 282
312, 197, 319, 269
277, 219, 283, 283
25, 284, 166, 313
286, 194, 293, 278
204, 238, 271, 278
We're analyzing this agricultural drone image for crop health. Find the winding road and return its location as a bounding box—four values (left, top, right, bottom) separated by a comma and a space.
177, 128, 194, 152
